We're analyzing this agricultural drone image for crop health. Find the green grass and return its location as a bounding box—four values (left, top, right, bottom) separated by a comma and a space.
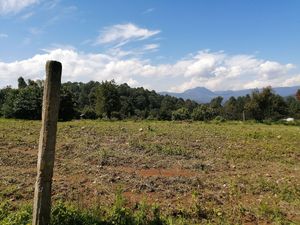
0, 118, 299, 224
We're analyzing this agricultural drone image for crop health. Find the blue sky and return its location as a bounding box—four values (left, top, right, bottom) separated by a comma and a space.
0, 0, 300, 91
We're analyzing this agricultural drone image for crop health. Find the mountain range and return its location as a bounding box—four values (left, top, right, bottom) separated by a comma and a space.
160, 86, 300, 103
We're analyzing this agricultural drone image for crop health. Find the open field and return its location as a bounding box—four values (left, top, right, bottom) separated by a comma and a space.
0, 119, 299, 224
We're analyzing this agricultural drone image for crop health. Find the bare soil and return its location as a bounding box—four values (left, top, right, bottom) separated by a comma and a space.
0, 119, 299, 224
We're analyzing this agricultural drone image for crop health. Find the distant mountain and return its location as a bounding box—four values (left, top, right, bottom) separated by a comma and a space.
160, 86, 300, 103
160, 87, 216, 103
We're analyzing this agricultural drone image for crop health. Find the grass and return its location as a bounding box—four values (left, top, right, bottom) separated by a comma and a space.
0, 118, 299, 224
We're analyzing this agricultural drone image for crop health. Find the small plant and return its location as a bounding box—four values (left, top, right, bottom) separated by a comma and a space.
0, 202, 31, 225
108, 189, 134, 225
0, 201, 12, 221
214, 116, 225, 123
51, 202, 101, 225
134, 201, 149, 225
98, 148, 113, 166
172, 108, 190, 121
153, 144, 187, 156
257, 201, 286, 223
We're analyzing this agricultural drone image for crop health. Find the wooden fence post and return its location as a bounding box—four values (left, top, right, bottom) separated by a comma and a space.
32, 61, 62, 225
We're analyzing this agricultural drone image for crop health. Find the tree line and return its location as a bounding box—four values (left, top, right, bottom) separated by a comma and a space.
0, 77, 299, 121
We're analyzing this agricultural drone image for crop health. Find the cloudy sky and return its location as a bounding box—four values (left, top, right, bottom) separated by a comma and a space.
1, 0, 300, 92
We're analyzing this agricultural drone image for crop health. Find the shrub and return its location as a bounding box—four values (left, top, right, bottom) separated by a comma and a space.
81, 107, 97, 119
0, 195, 170, 225
0, 202, 31, 225
51, 202, 101, 225
108, 190, 134, 225
191, 105, 214, 121
214, 116, 225, 122
172, 108, 190, 121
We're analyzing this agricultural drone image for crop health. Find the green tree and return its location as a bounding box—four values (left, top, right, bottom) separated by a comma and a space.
286, 96, 300, 119
224, 97, 239, 120
172, 107, 190, 120
191, 105, 214, 121
159, 96, 177, 120
0, 87, 11, 116
59, 87, 77, 121
81, 106, 97, 119
209, 96, 224, 117
296, 89, 300, 101
184, 99, 198, 112
27, 79, 39, 87
235, 95, 251, 120
13, 86, 42, 119
95, 80, 121, 119
245, 87, 288, 121
1, 88, 17, 118
17, 77, 27, 89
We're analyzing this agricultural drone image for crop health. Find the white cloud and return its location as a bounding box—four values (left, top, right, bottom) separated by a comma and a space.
105, 43, 160, 59
95, 23, 160, 47
259, 61, 294, 79
184, 51, 225, 78
282, 74, 300, 86
168, 51, 297, 92
0, 0, 39, 15
0, 49, 140, 87
143, 44, 159, 51
0, 49, 299, 92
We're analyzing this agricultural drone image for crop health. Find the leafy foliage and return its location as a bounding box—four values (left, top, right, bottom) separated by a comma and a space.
95, 80, 121, 119
13, 85, 43, 120
0, 195, 168, 225
245, 87, 288, 121
0, 78, 299, 121
172, 107, 190, 120
191, 105, 214, 121
17, 77, 27, 89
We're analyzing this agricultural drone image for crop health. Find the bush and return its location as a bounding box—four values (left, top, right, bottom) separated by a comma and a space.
111, 111, 122, 120
0, 202, 31, 225
191, 105, 214, 121
214, 116, 225, 122
51, 202, 101, 225
81, 107, 97, 119
108, 190, 134, 225
172, 108, 190, 121
0, 195, 175, 225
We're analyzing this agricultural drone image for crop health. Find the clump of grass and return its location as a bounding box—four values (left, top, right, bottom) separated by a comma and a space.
98, 148, 115, 166
0, 201, 31, 225
250, 178, 300, 203
51, 202, 102, 225
0, 192, 169, 225
257, 201, 287, 224
0, 185, 23, 202
152, 144, 187, 156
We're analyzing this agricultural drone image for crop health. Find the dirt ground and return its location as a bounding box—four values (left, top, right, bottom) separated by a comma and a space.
0, 119, 299, 224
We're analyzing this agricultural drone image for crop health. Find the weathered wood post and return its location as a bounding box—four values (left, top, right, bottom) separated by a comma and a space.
32, 61, 62, 225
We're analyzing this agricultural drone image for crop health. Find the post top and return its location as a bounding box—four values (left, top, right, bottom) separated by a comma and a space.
46, 61, 62, 73
46, 60, 62, 66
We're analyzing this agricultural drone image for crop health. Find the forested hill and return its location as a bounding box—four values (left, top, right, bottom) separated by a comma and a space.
161, 86, 300, 103
0, 77, 299, 121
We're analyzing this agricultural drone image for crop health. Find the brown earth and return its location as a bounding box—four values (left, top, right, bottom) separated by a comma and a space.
0, 119, 299, 224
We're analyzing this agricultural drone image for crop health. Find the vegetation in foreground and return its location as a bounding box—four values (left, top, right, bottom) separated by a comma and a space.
0, 119, 299, 224
1, 192, 169, 225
